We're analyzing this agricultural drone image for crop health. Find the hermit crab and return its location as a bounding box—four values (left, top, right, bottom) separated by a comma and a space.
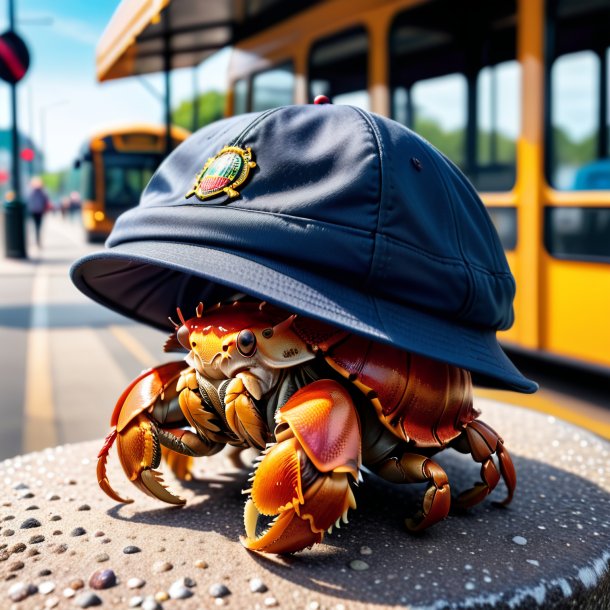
97, 300, 516, 554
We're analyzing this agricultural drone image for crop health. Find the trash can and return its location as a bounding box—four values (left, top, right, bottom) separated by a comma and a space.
3, 197, 27, 259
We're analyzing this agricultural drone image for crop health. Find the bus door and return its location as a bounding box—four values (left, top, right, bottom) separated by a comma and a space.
543, 0, 610, 368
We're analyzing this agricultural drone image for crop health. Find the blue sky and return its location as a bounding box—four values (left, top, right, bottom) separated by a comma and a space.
0, 0, 229, 171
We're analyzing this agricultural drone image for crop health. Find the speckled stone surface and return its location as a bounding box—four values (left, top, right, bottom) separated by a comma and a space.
1, 400, 608, 609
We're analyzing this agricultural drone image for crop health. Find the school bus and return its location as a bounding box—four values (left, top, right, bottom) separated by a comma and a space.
96, 0, 610, 373
223, 0, 610, 373
73, 124, 189, 241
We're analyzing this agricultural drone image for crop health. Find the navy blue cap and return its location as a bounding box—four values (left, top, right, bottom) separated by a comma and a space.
71, 105, 537, 393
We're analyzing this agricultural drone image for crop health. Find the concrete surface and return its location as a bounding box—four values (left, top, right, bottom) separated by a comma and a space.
1, 400, 609, 610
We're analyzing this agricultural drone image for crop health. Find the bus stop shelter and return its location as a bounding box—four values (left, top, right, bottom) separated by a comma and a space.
96, 0, 320, 145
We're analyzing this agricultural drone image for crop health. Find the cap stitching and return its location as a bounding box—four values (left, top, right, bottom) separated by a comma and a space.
350, 107, 384, 297
415, 140, 477, 319
231, 107, 284, 147
109, 205, 374, 245
113, 202, 512, 279
379, 233, 513, 278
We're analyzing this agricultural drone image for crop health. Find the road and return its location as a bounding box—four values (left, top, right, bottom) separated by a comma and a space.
0, 212, 175, 461
0, 211, 608, 462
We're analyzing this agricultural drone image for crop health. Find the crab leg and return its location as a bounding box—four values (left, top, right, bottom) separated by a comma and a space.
97, 361, 190, 505
451, 419, 516, 509
374, 453, 451, 531
242, 379, 361, 554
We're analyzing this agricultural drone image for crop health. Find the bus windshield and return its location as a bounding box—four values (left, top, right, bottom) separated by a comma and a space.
103, 152, 161, 212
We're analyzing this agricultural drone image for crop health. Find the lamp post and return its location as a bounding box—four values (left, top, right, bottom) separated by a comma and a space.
39, 100, 67, 174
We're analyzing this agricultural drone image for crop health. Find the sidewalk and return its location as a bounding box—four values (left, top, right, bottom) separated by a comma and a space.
1, 400, 609, 609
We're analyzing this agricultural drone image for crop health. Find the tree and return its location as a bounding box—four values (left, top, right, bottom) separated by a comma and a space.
172, 90, 226, 131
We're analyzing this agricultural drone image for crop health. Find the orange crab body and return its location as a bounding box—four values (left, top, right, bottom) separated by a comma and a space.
97, 301, 516, 554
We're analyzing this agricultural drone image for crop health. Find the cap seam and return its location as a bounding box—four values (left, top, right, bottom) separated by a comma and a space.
416, 139, 476, 318
379, 233, 514, 279
231, 107, 283, 147
350, 106, 385, 297
110, 204, 375, 243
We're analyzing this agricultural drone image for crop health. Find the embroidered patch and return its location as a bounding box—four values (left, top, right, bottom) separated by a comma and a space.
185, 146, 256, 201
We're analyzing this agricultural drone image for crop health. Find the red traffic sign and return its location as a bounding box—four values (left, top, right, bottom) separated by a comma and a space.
20, 148, 35, 162
0, 30, 30, 84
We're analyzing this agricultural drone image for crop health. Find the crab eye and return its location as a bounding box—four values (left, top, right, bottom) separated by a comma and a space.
177, 325, 190, 350
237, 329, 257, 357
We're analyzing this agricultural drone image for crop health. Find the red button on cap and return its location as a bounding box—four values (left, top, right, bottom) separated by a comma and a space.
313, 95, 331, 105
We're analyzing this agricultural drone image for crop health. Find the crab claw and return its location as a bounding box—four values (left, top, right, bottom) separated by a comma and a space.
241, 380, 361, 554
97, 361, 188, 505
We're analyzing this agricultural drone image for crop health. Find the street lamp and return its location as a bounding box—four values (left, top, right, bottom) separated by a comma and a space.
39, 99, 68, 174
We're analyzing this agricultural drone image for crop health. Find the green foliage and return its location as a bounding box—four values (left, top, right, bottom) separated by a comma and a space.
552, 127, 596, 165
477, 131, 516, 165
414, 117, 466, 166
172, 90, 226, 131
41, 170, 69, 197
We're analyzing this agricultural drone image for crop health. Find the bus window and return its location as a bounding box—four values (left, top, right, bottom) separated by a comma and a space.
545, 207, 610, 261
547, 0, 610, 191
233, 78, 249, 115
252, 63, 295, 112
390, 0, 517, 190
550, 52, 600, 190
75, 157, 95, 202
103, 153, 160, 217
309, 27, 369, 110
411, 74, 467, 168
476, 61, 520, 191
487, 207, 517, 251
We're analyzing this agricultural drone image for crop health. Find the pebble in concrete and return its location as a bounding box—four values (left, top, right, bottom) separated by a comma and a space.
10, 542, 26, 553
123, 545, 142, 554
169, 582, 193, 599
8, 581, 37, 601
129, 595, 144, 607
349, 559, 370, 571
38, 581, 56, 595
209, 583, 231, 598
152, 560, 173, 573
249, 577, 268, 593
89, 568, 117, 589
63, 587, 76, 598
127, 577, 146, 589
74, 591, 103, 607
19, 517, 42, 530
71, 527, 87, 536
142, 597, 162, 610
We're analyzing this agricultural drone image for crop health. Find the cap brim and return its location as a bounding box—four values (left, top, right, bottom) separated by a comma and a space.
70, 240, 538, 394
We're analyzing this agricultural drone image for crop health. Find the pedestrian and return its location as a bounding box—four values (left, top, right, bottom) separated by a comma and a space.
26, 176, 49, 247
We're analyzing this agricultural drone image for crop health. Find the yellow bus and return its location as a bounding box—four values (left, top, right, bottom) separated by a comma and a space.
74, 124, 189, 241
222, 0, 610, 373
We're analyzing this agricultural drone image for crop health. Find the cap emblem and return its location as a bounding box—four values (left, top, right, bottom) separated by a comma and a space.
186, 146, 256, 201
